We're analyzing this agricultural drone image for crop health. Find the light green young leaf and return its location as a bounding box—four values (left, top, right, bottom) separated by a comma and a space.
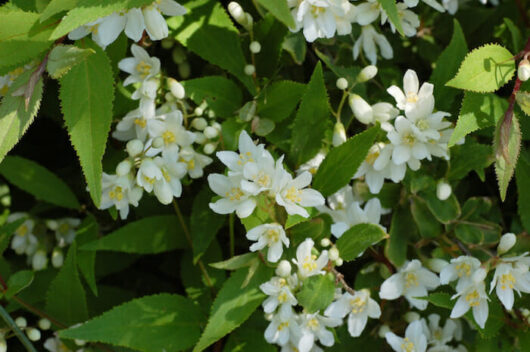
296, 274, 335, 313
516, 150, 530, 232
255, 0, 295, 28
191, 187, 225, 263
182, 76, 242, 118
75, 215, 98, 296
257, 80, 305, 122
516, 91, 530, 117
59, 40, 114, 207
494, 114, 521, 201
59, 294, 203, 352
376, 0, 404, 36
313, 126, 379, 197
81, 215, 187, 253
210, 253, 258, 271
446, 44, 515, 93
0, 156, 80, 209
335, 223, 387, 261
39, 0, 77, 22
5, 270, 34, 299
46, 44, 95, 79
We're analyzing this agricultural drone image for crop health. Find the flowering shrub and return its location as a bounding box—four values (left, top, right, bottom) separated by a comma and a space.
0, 0, 529, 351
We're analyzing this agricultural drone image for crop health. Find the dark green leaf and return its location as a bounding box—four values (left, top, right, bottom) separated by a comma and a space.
410, 197, 443, 238
191, 187, 225, 263
336, 223, 387, 261
182, 76, 242, 118
257, 80, 305, 122
76, 215, 99, 295
255, 0, 295, 28
5, 270, 34, 299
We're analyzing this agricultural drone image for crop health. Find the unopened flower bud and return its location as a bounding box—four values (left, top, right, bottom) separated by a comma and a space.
15, 317, 27, 328
168, 78, 185, 99
26, 328, 41, 341
203, 143, 216, 155
436, 181, 452, 201
75, 339, 86, 346
116, 160, 132, 176
192, 117, 208, 130
320, 238, 331, 247
38, 318, 51, 330
161, 38, 174, 49
178, 61, 191, 79
204, 126, 219, 139
472, 268, 487, 283
332, 121, 347, 146
244, 64, 255, 76
357, 65, 378, 82
349, 94, 373, 124
275, 260, 291, 277
329, 247, 340, 261
152, 136, 165, 149
498, 233, 516, 255
172, 47, 186, 64
212, 122, 221, 131
195, 132, 206, 144
518, 59, 530, 82
208, 110, 216, 118
404, 311, 420, 323
32, 250, 48, 271
378, 325, 391, 338
126, 139, 144, 157
336, 77, 348, 90
194, 107, 204, 116
249, 41, 261, 54
0, 339, 6, 352
335, 258, 343, 266
228, 2, 245, 22
426, 258, 448, 273
51, 248, 64, 268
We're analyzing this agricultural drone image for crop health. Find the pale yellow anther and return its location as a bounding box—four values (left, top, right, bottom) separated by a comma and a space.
162, 131, 176, 145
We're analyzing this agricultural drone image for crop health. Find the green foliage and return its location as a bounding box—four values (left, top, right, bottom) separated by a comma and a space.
422, 292, 452, 309
257, 80, 305, 122
255, 0, 295, 28
0, 217, 26, 255
59, 294, 203, 352
59, 40, 114, 207
210, 253, 258, 271
385, 206, 415, 267
494, 114, 521, 201
5, 270, 34, 299
446, 44, 515, 93
376, 0, 404, 36
423, 192, 461, 224
0, 155, 79, 209
46, 44, 95, 79
448, 141, 492, 181
410, 197, 443, 238
335, 223, 387, 261
516, 91, 530, 117
39, 0, 77, 22
182, 76, 243, 118
516, 150, 530, 232
76, 216, 99, 295
191, 187, 225, 263
296, 274, 335, 313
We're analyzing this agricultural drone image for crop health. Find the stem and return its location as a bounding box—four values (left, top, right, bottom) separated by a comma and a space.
329, 267, 355, 295
229, 213, 235, 257
334, 90, 348, 122
0, 305, 37, 352
10, 296, 66, 329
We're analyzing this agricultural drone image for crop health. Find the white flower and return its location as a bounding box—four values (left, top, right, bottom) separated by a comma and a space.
404, 0, 446, 13
8, 214, 38, 256
119, 44, 161, 86
46, 218, 81, 247
178, 146, 212, 179
131, 78, 159, 117
100, 173, 143, 219
217, 130, 266, 175
355, 0, 381, 25
381, 3, 420, 37
379, 259, 440, 310
247, 223, 290, 262
298, 313, 342, 351
113, 107, 154, 142
353, 25, 393, 64
387, 69, 434, 113
424, 314, 460, 350
68, 15, 121, 49
442, 0, 458, 14
32, 249, 48, 271
260, 275, 298, 313
385, 320, 428, 352
439, 256, 482, 292
208, 174, 256, 218
387, 116, 431, 169
324, 289, 381, 337
354, 143, 405, 193
265, 305, 300, 346
275, 171, 325, 218
148, 110, 196, 149
331, 198, 385, 238
405, 96, 451, 143
151, 148, 187, 204
142, 0, 187, 40
297, 151, 326, 175
294, 238, 329, 278
44, 337, 75, 352
450, 268, 489, 329
318, 185, 360, 224
241, 152, 279, 195
490, 260, 530, 310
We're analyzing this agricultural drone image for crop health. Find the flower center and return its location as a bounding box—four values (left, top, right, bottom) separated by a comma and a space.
0, 85, 8, 95
365, 149, 380, 165
307, 318, 319, 330
349, 297, 367, 314
16, 225, 28, 237
455, 263, 471, 277
465, 290, 480, 307
406, 92, 418, 103
88, 24, 99, 34
416, 119, 429, 131
225, 187, 244, 201
109, 186, 124, 201
285, 186, 302, 203
277, 321, 289, 331
403, 133, 416, 146
179, 157, 195, 170
162, 130, 176, 145
136, 60, 152, 78
58, 223, 70, 234
405, 272, 419, 288
134, 118, 147, 128
277, 291, 289, 303
237, 151, 254, 166
310, 5, 325, 17
143, 175, 156, 185
266, 229, 280, 243
255, 172, 271, 187
401, 337, 415, 352
161, 168, 171, 182
500, 273, 516, 290
302, 255, 318, 272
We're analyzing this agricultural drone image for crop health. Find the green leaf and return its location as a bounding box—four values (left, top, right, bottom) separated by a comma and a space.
448, 141, 493, 181
0, 217, 26, 255
376, 0, 404, 36
336, 223, 387, 261
59, 40, 114, 207
59, 294, 202, 352
296, 274, 335, 313
210, 253, 258, 271
410, 197, 442, 238
516, 150, 530, 232
5, 270, 34, 299
0, 155, 79, 209
313, 126, 379, 197
257, 80, 305, 122
503, 18, 522, 53
0, 74, 43, 164
449, 92, 507, 147
421, 292, 452, 309
282, 32, 306, 65
191, 187, 225, 263
182, 76, 242, 118
429, 19, 468, 112
285, 207, 317, 229
81, 215, 187, 253
516, 91, 530, 117
385, 207, 415, 267
39, 0, 77, 22
254, 15, 288, 78
290, 216, 328, 244
423, 193, 461, 224
168, 0, 255, 94
45, 242, 89, 326
46, 44, 95, 79
193, 265, 271, 352
75, 216, 98, 296
494, 114, 521, 201
446, 44, 515, 93
255, 0, 295, 28
315, 49, 361, 84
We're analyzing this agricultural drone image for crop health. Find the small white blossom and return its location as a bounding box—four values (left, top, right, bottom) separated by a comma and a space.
119, 44, 161, 88
208, 174, 256, 218
294, 238, 329, 278
8, 214, 38, 256
450, 268, 489, 329
381, 3, 420, 37
385, 320, 428, 352
100, 173, 143, 219
275, 171, 325, 218
247, 223, 290, 262
178, 146, 213, 179
298, 313, 342, 351
387, 69, 434, 113
265, 305, 300, 346
216, 130, 266, 175
297, 151, 326, 175
46, 218, 80, 247
148, 110, 196, 149
439, 256, 482, 292
353, 25, 393, 64
260, 275, 298, 313
331, 198, 385, 238
490, 258, 530, 310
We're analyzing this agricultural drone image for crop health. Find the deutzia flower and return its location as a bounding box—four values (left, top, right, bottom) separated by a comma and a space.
119, 44, 161, 87
44, 337, 76, 352
387, 116, 431, 170
151, 150, 187, 204
260, 275, 298, 313
294, 238, 329, 278
324, 289, 381, 337
442, 0, 458, 14
355, 0, 381, 26
131, 78, 159, 117
490, 259, 530, 310
385, 320, 428, 352
297, 151, 326, 175
100, 173, 143, 219
274, 171, 325, 218
46, 218, 80, 247
148, 110, 196, 149
241, 152, 279, 195
379, 259, 440, 310
353, 25, 393, 64
68, 16, 117, 49
387, 69, 434, 113
318, 185, 360, 223
208, 174, 256, 218
246, 223, 290, 262
8, 214, 38, 256
298, 313, 342, 351
354, 143, 405, 193
141, 0, 187, 40
265, 305, 300, 346
405, 94, 451, 143
330, 198, 385, 238
381, 3, 420, 37
450, 268, 489, 329
216, 130, 266, 175
112, 107, 154, 142
423, 314, 462, 351
439, 256, 482, 292
404, 0, 446, 13
178, 146, 213, 179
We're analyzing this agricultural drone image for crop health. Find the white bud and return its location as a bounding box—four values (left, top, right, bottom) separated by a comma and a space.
212, 122, 222, 131
203, 126, 219, 139
498, 232, 516, 255
0, 339, 6, 352
152, 136, 165, 149
168, 78, 185, 99
404, 311, 420, 323
15, 317, 27, 328
191, 117, 208, 130
472, 268, 487, 283
320, 238, 331, 247
329, 247, 340, 261
194, 132, 207, 145
357, 65, 378, 82
126, 139, 144, 157
38, 318, 51, 330
332, 121, 347, 147
426, 258, 448, 273
378, 325, 391, 338
349, 94, 373, 124
26, 328, 41, 341
203, 143, 216, 155
178, 61, 191, 79
32, 250, 48, 271
208, 110, 216, 118
518, 59, 530, 82
51, 248, 64, 268
75, 339, 86, 346
436, 181, 452, 201
244, 64, 255, 76
161, 37, 174, 49
335, 258, 343, 266
249, 41, 261, 53
336, 77, 348, 90
275, 260, 291, 277
522, 308, 530, 317
116, 160, 132, 176
172, 47, 186, 64
194, 107, 204, 116
228, 2, 246, 23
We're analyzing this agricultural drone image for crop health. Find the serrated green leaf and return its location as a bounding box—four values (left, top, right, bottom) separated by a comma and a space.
377, 0, 404, 36
315, 49, 361, 84
282, 32, 306, 65
423, 192, 461, 224
182, 76, 242, 118
45, 242, 89, 326
254, 15, 287, 78
449, 92, 507, 147
285, 207, 317, 229
210, 253, 258, 271
59, 294, 202, 352
255, 0, 295, 28
46, 44, 95, 79
81, 215, 187, 253
296, 274, 335, 313
192, 187, 225, 263
313, 126, 379, 197
385, 206, 415, 267
503, 18, 522, 53
193, 265, 271, 352
494, 114, 521, 201
5, 270, 34, 299
420, 292, 452, 309
75, 215, 98, 296
336, 223, 387, 261
516, 150, 530, 232
257, 80, 305, 122
515, 91, 530, 116
448, 141, 493, 181
410, 197, 442, 239
0, 155, 79, 209
446, 44, 515, 93
59, 40, 114, 207
40, 0, 77, 22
